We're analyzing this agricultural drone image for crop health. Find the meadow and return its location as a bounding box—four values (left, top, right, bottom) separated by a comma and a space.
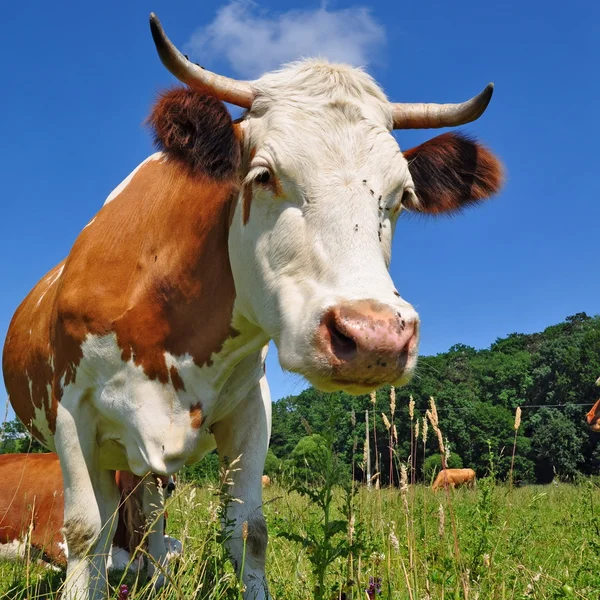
2, 476, 600, 600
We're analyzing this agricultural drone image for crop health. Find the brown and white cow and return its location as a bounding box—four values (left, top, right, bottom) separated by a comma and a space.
432, 468, 476, 491
0, 453, 179, 578
2, 13, 504, 599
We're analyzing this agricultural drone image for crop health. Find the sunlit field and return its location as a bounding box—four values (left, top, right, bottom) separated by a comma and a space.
2, 478, 600, 600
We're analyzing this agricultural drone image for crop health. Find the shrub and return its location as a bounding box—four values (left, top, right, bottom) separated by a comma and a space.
423, 452, 463, 483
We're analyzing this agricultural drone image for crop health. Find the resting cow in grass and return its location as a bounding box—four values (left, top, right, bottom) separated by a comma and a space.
2, 13, 504, 599
0, 453, 179, 578
432, 468, 476, 491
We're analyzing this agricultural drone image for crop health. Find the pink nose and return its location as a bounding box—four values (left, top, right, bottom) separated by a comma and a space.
316, 300, 419, 387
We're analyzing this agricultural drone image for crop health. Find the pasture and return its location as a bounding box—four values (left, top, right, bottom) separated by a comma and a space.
2, 477, 599, 599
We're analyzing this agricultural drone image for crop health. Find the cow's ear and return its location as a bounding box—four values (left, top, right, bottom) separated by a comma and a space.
147, 86, 240, 180
402, 132, 504, 215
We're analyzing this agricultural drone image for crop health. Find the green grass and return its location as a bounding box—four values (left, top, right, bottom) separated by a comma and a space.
2, 480, 600, 599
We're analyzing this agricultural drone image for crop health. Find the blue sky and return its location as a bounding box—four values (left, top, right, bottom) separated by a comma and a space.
1, 0, 599, 417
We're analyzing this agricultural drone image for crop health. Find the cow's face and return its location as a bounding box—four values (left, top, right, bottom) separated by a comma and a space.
148, 19, 503, 394
227, 62, 503, 394
587, 399, 600, 431
229, 67, 415, 393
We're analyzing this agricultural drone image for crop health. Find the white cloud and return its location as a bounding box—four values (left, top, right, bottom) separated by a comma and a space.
185, 1, 385, 79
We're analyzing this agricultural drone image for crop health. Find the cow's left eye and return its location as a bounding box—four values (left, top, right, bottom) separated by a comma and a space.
255, 170, 272, 185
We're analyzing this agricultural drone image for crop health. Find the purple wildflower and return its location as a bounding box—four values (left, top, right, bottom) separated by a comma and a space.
366, 576, 382, 598
118, 584, 129, 600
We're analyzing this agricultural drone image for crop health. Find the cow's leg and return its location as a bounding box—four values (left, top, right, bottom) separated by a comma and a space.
142, 475, 169, 588
55, 402, 119, 600
213, 376, 271, 600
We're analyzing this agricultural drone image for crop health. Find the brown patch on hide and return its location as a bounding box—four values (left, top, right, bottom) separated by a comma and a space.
190, 402, 204, 429
0, 453, 66, 565
170, 366, 185, 392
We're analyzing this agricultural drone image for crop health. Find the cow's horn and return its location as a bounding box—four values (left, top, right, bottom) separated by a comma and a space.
149, 13, 256, 109
391, 83, 494, 129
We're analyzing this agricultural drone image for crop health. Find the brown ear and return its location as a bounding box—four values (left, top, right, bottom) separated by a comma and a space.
403, 132, 504, 215
146, 86, 240, 180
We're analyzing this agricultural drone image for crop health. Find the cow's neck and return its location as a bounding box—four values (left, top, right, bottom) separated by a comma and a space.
60, 156, 267, 395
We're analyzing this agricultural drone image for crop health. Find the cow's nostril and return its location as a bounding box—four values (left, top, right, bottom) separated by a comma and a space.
167, 482, 176, 493
326, 318, 357, 361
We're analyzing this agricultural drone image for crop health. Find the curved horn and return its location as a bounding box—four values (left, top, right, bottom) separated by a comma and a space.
392, 83, 494, 129
149, 13, 256, 109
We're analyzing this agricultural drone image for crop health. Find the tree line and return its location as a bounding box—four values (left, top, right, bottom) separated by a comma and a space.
268, 313, 600, 485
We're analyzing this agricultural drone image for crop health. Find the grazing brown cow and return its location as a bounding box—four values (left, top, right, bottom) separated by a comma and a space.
0, 453, 180, 575
2, 13, 504, 599
432, 468, 476, 491
261, 475, 271, 487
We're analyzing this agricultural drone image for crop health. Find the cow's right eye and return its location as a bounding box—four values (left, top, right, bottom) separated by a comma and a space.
255, 170, 271, 185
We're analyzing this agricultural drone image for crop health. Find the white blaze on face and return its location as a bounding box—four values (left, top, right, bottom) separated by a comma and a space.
228, 60, 419, 391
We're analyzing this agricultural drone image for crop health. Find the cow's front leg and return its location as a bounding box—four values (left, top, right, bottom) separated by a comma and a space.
55, 402, 119, 600
213, 377, 271, 600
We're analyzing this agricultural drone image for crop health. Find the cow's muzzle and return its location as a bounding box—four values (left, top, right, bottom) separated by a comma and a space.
314, 300, 419, 391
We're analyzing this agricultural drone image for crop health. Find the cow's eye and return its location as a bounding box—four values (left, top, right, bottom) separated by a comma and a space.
254, 170, 271, 185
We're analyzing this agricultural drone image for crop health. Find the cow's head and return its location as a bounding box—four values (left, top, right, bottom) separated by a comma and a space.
150, 15, 504, 394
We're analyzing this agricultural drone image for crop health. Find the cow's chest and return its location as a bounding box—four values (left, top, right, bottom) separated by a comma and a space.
60, 334, 266, 476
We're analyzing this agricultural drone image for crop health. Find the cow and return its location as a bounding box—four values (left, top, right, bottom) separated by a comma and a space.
587, 399, 600, 431
432, 468, 476, 491
261, 475, 271, 487
2, 13, 504, 599
0, 453, 180, 578
586, 377, 600, 431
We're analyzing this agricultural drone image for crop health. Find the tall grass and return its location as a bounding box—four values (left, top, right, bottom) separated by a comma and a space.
3, 396, 600, 599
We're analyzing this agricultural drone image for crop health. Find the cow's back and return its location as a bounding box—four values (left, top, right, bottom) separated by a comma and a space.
3, 263, 65, 449
0, 453, 65, 564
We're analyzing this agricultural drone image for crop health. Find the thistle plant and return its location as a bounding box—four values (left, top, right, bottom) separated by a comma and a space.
273, 398, 365, 600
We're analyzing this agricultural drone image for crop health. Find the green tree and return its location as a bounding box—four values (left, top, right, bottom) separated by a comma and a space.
530, 407, 584, 481
0, 418, 47, 454
423, 453, 463, 482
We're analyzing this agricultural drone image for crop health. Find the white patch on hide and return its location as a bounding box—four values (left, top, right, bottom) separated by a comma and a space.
104, 153, 164, 205
35, 265, 64, 308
